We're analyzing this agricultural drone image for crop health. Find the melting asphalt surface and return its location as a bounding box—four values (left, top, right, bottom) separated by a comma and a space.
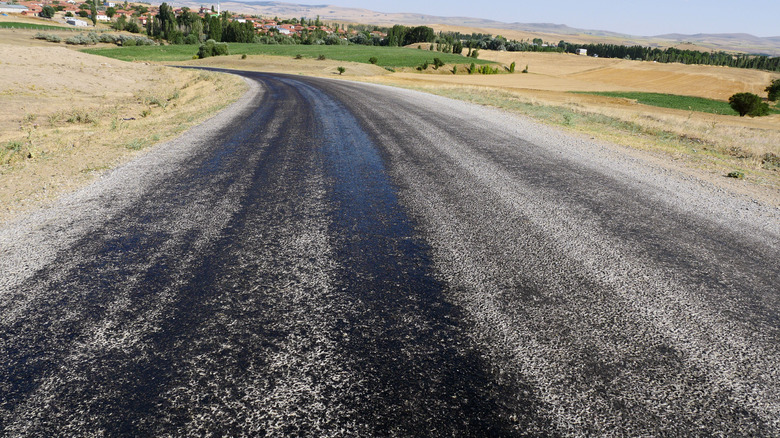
1, 71, 778, 436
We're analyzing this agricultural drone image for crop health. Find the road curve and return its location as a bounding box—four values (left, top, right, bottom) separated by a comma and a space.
1, 70, 778, 436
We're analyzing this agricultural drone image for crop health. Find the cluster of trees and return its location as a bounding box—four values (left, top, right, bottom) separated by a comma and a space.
144, 4, 255, 44
385, 25, 435, 47
560, 43, 780, 72
445, 34, 780, 72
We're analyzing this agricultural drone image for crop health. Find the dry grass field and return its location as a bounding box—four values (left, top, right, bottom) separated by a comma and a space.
0, 31, 246, 223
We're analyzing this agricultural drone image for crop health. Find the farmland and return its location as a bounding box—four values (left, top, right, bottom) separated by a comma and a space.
82, 43, 494, 67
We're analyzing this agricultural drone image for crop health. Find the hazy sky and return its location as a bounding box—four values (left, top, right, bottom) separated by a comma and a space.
274, 0, 779, 37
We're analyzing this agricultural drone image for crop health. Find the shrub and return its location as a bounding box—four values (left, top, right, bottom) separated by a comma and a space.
197, 39, 229, 58
432, 57, 444, 69
295, 53, 303, 59
522, 64, 529, 73
368, 56, 378, 64
123, 38, 137, 47
509, 61, 516, 73
766, 79, 780, 101
729, 92, 769, 117
125, 20, 140, 33
34, 32, 61, 43
337, 66, 345, 75
471, 49, 479, 58
184, 33, 199, 45
241, 53, 247, 59
451, 65, 458, 74
317, 54, 326, 60
727, 170, 745, 179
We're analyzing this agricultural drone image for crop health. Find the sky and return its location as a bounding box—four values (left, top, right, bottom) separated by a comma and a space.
275, 0, 780, 37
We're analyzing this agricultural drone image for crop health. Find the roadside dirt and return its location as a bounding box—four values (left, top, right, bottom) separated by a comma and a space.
0, 37, 246, 224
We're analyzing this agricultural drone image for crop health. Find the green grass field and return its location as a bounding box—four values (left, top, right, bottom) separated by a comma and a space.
0, 21, 74, 31
574, 91, 780, 116
82, 43, 493, 68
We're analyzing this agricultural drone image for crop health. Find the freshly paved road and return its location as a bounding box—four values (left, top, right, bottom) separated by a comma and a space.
1, 70, 778, 436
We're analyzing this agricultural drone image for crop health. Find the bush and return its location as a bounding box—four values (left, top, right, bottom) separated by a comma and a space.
125, 20, 140, 33
368, 56, 378, 64
197, 39, 229, 58
766, 79, 780, 102
34, 32, 61, 43
729, 92, 770, 117
727, 170, 745, 179
509, 61, 515, 73
470, 49, 479, 59
241, 53, 247, 59
337, 66, 345, 75
432, 57, 444, 69
184, 33, 199, 45
317, 54, 326, 60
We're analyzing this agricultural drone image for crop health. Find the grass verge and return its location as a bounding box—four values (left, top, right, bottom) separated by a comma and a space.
82, 43, 493, 67
573, 91, 780, 116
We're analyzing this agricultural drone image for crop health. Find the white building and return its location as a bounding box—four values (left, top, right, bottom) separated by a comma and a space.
577, 48, 587, 56
66, 17, 88, 26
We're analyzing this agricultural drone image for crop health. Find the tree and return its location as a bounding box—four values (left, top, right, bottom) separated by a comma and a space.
452, 40, 463, 55
337, 66, 345, 75
766, 79, 780, 101
729, 92, 770, 117
40, 5, 55, 18
113, 14, 126, 30
89, 1, 97, 25
368, 56, 378, 64
432, 57, 444, 69
106, 7, 116, 18
207, 15, 222, 41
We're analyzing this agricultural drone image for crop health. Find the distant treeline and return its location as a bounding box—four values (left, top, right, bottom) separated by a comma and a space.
451, 34, 780, 72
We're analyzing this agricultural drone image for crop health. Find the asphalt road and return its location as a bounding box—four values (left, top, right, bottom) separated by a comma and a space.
1, 70, 778, 436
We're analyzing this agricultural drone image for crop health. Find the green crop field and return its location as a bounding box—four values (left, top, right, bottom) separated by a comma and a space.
82, 43, 493, 68
574, 91, 780, 116
0, 21, 75, 31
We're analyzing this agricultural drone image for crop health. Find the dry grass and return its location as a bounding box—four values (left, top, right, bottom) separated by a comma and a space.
0, 40, 247, 223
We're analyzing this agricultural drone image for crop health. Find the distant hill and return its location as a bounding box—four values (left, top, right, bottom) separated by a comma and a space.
176, 0, 780, 56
